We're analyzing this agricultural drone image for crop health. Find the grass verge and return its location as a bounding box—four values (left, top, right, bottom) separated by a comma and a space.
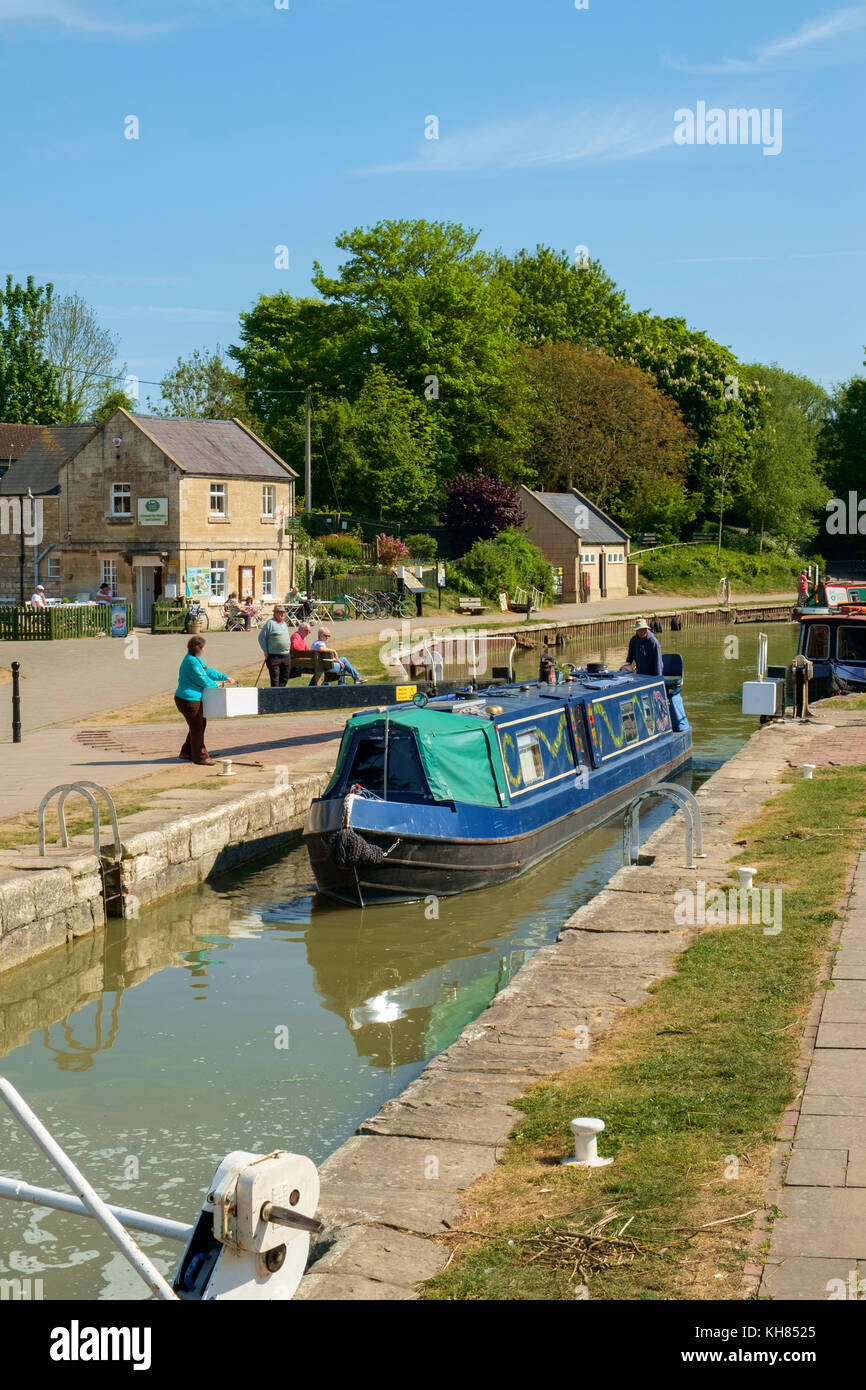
639, 545, 802, 598
423, 763, 865, 1301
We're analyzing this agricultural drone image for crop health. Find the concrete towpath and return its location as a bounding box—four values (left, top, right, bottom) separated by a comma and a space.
760, 716, 866, 1300
0, 589, 792, 740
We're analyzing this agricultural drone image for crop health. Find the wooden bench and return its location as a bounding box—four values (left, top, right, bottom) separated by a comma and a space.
458, 596, 485, 614
287, 650, 342, 686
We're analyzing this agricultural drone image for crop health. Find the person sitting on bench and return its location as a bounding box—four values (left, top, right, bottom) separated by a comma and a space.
311, 627, 365, 685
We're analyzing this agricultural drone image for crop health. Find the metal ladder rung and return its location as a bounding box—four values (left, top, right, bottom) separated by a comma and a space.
37, 781, 122, 860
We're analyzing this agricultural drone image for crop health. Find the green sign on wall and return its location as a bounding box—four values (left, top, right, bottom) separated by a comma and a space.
138, 497, 168, 526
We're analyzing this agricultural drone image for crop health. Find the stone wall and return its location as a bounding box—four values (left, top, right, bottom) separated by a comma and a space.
0, 854, 105, 971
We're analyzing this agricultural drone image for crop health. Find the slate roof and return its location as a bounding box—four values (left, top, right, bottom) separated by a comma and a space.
0, 424, 43, 465
529, 488, 629, 545
133, 417, 297, 480
0, 425, 95, 494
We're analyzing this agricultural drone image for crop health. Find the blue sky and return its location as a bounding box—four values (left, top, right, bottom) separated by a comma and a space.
1, 0, 864, 398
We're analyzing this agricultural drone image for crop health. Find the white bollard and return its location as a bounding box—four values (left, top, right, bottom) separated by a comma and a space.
737, 866, 757, 892
802, 764, 815, 780
562, 1117, 613, 1168
217, 758, 235, 777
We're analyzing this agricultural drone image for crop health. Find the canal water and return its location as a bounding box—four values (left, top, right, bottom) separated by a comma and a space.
0, 621, 797, 1299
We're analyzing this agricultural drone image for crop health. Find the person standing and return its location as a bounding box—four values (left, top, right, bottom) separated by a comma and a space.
797, 571, 810, 606
174, 635, 235, 765
621, 618, 663, 676
258, 604, 294, 685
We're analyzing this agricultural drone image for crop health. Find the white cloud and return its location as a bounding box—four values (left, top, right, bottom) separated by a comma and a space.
0, 0, 179, 38
96, 306, 238, 324
665, 4, 866, 75
360, 106, 673, 175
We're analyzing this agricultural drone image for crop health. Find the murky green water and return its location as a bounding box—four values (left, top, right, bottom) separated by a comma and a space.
0, 621, 796, 1299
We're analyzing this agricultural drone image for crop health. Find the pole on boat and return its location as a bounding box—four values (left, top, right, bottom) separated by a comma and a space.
0, 1077, 179, 1301
383, 707, 390, 801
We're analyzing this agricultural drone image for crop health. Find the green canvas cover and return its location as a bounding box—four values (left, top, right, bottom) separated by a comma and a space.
323, 707, 509, 807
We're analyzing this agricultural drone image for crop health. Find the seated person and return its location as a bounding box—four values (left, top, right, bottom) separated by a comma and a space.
94, 582, 112, 604
240, 594, 259, 622
226, 591, 249, 630
30, 584, 48, 609
311, 627, 365, 685
288, 585, 312, 620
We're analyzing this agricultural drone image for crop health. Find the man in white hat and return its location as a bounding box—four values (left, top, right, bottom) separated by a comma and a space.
30, 584, 48, 609
622, 618, 663, 676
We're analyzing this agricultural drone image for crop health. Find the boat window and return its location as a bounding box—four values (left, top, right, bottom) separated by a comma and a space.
837, 626, 866, 662
641, 694, 654, 729
805, 625, 829, 660
516, 729, 544, 784
620, 703, 640, 745
343, 733, 429, 799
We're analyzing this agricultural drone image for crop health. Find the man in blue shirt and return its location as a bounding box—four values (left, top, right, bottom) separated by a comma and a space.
623, 618, 663, 676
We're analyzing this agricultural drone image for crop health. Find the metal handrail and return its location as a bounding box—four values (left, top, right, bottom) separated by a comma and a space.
37, 780, 122, 859
623, 783, 705, 869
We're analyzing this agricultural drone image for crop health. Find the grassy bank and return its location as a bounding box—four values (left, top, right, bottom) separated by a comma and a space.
639, 545, 802, 598
423, 763, 865, 1301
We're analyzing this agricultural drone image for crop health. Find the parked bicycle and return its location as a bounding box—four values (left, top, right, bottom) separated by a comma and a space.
185, 599, 209, 631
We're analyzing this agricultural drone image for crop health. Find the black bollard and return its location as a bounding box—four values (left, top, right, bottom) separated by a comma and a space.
11, 661, 21, 743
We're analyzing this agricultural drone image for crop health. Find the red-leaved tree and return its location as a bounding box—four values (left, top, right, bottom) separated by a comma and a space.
441, 472, 526, 554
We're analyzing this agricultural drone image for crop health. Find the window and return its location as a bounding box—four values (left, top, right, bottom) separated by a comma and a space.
608, 551, 624, 563
641, 693, 654, 729
46, 556, 61, 580
343, 734, 430, 799
580, 553, 597, 564
262, 485, 276, 518
805, 625, 829, 660
262, 557, 275, 599
210, 558, 227, 598
837, 626, 866, 662
111, 483, 131, 516
210, 483, 227, 515
101, 560, 117, 593
620, 703, 639, 745
516, 729, 544, 784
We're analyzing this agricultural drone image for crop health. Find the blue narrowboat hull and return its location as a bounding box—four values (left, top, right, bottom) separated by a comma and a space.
304, 673, 693, 906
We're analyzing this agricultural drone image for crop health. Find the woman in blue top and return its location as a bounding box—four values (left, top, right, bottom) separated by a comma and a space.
174, 635, 235, 765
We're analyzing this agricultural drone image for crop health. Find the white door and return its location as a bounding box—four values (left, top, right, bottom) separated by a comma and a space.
135, 567, 156, 626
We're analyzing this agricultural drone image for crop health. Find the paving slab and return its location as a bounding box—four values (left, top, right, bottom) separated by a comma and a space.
769, 1188, 866, 1260
294, 1273, 418, 1301
311, 1226, 449, 1285
818, 981, 866, 1024
785, 1148, 848, 1187
804, 1050, 866, 1096
816, 1022, 866, 1049
761, 1258, 866, 1301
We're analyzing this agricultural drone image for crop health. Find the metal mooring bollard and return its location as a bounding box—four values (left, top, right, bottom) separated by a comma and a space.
737, 866, 757, 892
217, 758, 235, 777
562, 1117, 613, 1169
802, 764, 815, 780
11, 662, 21, 743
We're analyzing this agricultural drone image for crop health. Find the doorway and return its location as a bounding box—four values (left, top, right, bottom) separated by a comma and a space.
238, 565, 255, 602
134, 566, 160, 626
598, 551, 607, 599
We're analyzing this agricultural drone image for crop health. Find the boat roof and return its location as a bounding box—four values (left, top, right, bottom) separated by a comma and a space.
361, 670, 667, 727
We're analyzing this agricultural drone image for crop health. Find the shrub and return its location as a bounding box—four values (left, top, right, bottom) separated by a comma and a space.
441, 472, 525, 553
319, 533, 365, 564
403, 532, 438, 562
454, 527, 554, 602
376, 533, 409, 565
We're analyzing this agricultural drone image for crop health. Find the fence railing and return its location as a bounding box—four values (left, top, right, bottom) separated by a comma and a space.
0, 603, 132, 641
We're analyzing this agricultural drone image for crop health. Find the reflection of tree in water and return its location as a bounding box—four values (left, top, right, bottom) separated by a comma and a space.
41, 990, 124, 1072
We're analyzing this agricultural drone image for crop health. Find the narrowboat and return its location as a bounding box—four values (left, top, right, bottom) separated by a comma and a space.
303, 660, 692, 906
797, 605, 866, 695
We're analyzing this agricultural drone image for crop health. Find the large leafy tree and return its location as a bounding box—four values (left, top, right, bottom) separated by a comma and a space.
746, 364, 828, 553
232, 219, 521, 474
494, 245, 630, 349
818, 352, 866, 500
0, 275, 63, 423
45, 292, 120, 423
521, 341, 694, 517
441, 471, 526, 552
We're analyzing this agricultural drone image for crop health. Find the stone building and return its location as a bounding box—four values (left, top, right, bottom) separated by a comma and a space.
0, 423, 43, 479
518, 485, 632, 603
0, 410, 297, 623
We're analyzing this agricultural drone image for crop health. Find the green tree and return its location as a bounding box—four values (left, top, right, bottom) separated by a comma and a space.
454, 528, 554, 602
494, 245, 630, 348
93, 388, 136, 422
0, 275, 63, 423
746, 364, 828, 552
151, 345, 251, 421
818, 352, 866, 501
45, 292, 120, 423
701, 405, 755, 556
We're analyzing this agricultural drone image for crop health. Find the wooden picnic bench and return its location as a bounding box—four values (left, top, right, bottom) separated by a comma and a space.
458, 596, 486, 614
